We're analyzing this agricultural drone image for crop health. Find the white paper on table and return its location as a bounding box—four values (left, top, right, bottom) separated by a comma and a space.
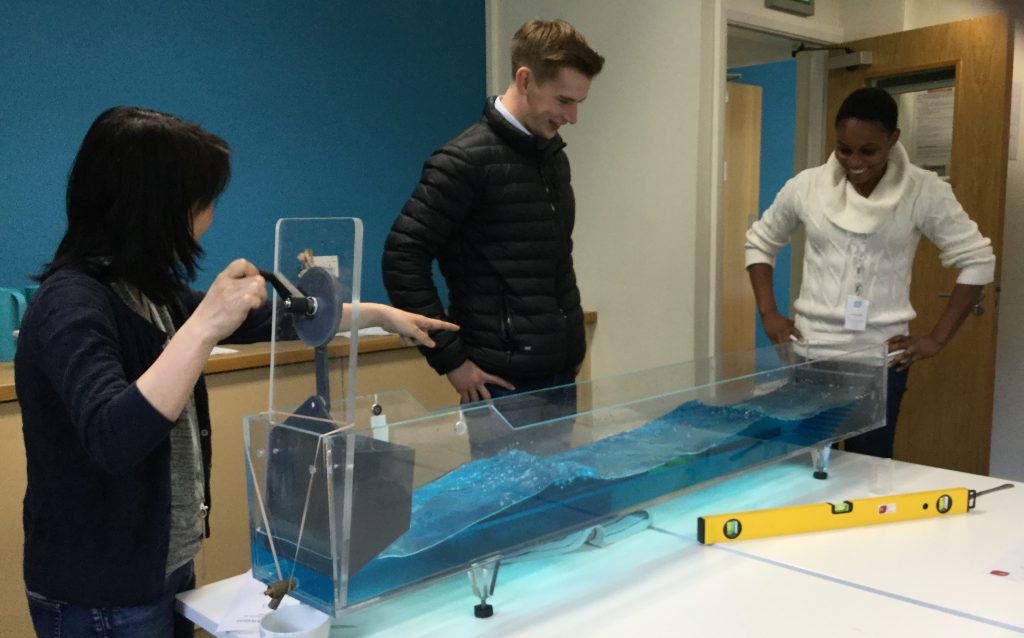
210, 346, 239, 356
215, 570, 299, 634
989, 538, 1024, 583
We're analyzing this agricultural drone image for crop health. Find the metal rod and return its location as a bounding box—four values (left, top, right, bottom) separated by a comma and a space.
975, 483, 1015, 498
315, 345, 330, 410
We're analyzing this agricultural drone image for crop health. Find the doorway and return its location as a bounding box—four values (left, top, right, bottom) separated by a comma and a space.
719, 25, 817, 355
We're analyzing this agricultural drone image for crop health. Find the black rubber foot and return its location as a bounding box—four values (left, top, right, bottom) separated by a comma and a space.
474, 603, 494, 618
813, 470, 828, 480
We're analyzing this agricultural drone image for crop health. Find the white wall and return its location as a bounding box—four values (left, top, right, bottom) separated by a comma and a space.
841, 1, 908, 41
488, 0, 718, 377
902, 0, 1008, 31
724, 0, 843, 43
728, 0, 1008, 42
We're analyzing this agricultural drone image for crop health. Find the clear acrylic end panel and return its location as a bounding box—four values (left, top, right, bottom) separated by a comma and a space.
246, 336, 886, 617
268, 217, 362, 422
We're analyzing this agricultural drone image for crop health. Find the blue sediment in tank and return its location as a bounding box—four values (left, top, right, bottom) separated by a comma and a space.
252, 376, 866, 608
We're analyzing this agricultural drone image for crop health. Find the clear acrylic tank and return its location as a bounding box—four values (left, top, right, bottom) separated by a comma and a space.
244, 218, 887, 617
246, 347, 886, 615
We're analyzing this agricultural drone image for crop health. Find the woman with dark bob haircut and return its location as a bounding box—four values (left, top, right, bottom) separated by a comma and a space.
744, 87, 994, 459
16, 106, 456, 637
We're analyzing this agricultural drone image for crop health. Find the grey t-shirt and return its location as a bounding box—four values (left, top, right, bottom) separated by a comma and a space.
111, 283, 205, 573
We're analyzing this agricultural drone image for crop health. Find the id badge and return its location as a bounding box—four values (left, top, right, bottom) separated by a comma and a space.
844, 295, 869, 331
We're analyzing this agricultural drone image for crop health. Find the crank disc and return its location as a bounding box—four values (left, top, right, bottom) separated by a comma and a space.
293, 266, 342, 348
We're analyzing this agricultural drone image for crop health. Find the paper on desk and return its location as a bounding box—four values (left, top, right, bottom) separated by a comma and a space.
989, 538, 1024, 582
215, 570, 298, 635
211, 346, 239, 356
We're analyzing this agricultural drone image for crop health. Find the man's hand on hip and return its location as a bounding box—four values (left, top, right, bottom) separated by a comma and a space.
447, 360, 515, 404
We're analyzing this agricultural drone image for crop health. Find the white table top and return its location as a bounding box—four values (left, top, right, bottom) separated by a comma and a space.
688, 452, 1024, 634
178, 451, 1024, 637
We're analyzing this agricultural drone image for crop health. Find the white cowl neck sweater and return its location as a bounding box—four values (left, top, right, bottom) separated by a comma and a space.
745, 142, 995, 348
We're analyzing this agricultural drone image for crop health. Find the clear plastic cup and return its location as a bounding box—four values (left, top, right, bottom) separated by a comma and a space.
869, 457, 895, 495
259, 604, 331, 638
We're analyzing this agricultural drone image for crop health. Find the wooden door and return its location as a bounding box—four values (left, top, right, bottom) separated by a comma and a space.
720, 82, 761, 355
827, 15, 1012, 474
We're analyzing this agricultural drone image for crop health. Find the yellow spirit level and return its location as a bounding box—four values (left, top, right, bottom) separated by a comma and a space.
697, 484, 1013, 545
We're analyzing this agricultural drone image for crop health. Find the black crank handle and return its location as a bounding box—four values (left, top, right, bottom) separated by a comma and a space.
258, 269, 317, 316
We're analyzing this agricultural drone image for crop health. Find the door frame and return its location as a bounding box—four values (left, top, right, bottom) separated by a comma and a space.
713, 14, 835, 356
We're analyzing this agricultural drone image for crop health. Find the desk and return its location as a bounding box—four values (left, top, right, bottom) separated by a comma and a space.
177, 451, 1024, 636
0, 311, 597, 405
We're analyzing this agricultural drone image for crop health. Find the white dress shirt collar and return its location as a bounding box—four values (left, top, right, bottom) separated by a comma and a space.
495, 95, 531, 136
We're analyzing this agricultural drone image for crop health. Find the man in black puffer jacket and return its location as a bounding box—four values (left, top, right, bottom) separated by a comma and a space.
383, 19, 604, 414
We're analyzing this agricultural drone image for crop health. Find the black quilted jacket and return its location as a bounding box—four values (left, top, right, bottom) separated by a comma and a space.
383, 97, 586, 380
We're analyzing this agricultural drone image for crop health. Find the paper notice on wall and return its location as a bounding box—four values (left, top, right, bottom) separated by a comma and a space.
913, 87, 955, 176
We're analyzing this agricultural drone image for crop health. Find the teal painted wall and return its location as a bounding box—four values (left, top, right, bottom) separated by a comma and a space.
0, 2, 485, 302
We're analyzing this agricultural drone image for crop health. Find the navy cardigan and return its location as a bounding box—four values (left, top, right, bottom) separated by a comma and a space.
16, 267, 276, 607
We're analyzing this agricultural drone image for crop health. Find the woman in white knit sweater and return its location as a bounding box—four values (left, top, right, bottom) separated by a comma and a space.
744, 87, 995, 458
